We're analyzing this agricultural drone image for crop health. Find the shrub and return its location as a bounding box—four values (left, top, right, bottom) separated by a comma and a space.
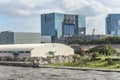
106, 58, 114, 65
112, 58, 120, 61
91, 52, 99, 59
116, 64, 120, 68
91, 58, 101, 60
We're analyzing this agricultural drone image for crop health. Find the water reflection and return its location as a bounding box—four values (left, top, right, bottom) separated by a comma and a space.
0, 66, 120, 80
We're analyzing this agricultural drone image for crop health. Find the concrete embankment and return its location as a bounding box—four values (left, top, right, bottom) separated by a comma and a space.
0, 61, 32, 67
0, 61, 120, 72
38, 65, 120, 72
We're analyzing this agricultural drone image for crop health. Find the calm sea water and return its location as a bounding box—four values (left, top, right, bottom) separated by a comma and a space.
0, 65, 120, 80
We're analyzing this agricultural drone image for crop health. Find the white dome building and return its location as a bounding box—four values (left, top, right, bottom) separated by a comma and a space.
0, 43, 74, 61
31, 43, 74, 58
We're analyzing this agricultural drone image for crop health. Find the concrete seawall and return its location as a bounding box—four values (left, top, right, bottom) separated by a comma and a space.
0, 61, 31, 67
38, 65, 120, 72
0, 61, 120, 72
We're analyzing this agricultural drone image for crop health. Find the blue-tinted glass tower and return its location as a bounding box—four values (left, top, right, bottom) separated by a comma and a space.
41, 13, 86, 42
106, 14, 120, 36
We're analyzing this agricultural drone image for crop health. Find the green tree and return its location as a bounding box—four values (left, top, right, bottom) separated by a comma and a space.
67, 36, 120, 45
72, 54, 80, 63
89, 45, 117, 56
91, 52, 99, 59
106, 58, 114, 65
80, 50, 85, 56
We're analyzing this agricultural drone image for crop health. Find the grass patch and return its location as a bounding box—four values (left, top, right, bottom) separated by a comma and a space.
48, 58, 120, 69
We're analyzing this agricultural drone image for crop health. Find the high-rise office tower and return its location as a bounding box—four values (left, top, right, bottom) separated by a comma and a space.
106, 14, 120, 36
41, 13, 86, 42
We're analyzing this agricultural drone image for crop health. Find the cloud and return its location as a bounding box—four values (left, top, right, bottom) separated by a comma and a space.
0, 0, 11, 4
96, 0, 120, 7
16, 9, 31, 16
0, 0, 119, 34
67, 0, 111, 16
0, 0, 111, 17
19, 0, 36, 8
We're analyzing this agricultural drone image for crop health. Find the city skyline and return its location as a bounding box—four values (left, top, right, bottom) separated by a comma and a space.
0, 0, 120, 34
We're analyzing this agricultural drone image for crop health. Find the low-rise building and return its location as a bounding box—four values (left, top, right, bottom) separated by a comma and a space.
0, 43, 74, 64
41, 36, 52, 43
0, 31, 41, 44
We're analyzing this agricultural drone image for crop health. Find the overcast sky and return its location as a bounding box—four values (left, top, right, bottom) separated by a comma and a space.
0, 0, 120, 34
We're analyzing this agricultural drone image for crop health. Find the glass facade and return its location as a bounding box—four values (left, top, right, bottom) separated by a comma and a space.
106, 14, 120, 36
41, 13, 86, 42
63, 24, 75, 36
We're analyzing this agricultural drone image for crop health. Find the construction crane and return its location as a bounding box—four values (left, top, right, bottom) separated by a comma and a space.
92, 28, 97, 35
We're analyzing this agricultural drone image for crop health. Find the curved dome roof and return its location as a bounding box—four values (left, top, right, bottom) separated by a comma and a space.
0, 44, 46, 51
31, 43, 74, 57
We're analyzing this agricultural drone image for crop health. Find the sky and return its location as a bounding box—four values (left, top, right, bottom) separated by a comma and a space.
0, 0, 120, 35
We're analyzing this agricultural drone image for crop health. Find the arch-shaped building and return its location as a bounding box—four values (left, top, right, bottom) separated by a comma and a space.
0, 43, 74, 60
